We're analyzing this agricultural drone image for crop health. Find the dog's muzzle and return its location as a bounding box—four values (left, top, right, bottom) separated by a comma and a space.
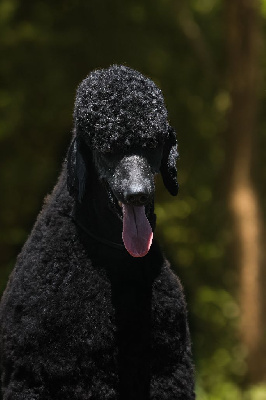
110, 155, 154, 257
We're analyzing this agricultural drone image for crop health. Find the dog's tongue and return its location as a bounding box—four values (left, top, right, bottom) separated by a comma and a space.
122, 204, 153, 257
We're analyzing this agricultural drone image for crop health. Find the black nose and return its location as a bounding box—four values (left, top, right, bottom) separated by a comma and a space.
124, 188, 150, 206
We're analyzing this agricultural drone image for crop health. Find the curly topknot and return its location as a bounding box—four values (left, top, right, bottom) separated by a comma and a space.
73, 65, 169, 153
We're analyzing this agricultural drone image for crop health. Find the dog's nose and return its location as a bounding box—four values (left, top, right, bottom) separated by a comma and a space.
124, 188, 150, 206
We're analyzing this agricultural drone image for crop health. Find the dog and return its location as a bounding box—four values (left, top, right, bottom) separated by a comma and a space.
0, 65, 195, 399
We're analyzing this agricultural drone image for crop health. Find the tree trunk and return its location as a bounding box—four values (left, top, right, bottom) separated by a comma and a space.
225, 0, 265, 383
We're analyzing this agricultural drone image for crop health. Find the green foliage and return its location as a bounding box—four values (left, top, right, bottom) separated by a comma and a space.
197, 382, 266, 400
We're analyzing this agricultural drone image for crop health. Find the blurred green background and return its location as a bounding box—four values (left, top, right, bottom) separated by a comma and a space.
1, 0, 266, 398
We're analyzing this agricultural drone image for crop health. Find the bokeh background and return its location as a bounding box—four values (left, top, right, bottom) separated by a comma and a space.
1, 0, 266, 398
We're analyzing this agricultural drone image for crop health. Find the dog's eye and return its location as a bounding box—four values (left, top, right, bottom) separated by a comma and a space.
146, 146, 163, 159
146, 147, 163, 172
96, 151, 120, 169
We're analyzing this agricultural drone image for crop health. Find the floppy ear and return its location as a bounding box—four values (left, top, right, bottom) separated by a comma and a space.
67, 137, 87, 203
160, 126, 179, 196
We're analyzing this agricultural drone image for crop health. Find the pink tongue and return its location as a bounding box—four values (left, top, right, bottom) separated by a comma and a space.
122, 204, 153, 257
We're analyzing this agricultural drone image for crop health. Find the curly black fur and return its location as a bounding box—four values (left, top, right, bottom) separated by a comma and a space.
0, 65, 195, 400
74, 65, 168, 152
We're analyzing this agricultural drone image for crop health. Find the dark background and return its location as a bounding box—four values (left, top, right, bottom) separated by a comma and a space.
1, 0, 266, 397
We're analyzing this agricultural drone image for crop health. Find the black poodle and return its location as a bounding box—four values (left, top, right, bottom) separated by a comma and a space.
0, 65, 195, 399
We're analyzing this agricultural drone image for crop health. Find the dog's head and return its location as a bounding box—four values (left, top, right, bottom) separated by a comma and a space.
67, 65, 178, 257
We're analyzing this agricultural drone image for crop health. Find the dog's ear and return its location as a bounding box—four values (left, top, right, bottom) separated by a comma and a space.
67, 137, 87, 202
160, 126, 179, 196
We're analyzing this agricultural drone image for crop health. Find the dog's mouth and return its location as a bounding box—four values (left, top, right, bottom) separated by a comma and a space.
105, 184, 153, 257
120, 203, 153, 258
